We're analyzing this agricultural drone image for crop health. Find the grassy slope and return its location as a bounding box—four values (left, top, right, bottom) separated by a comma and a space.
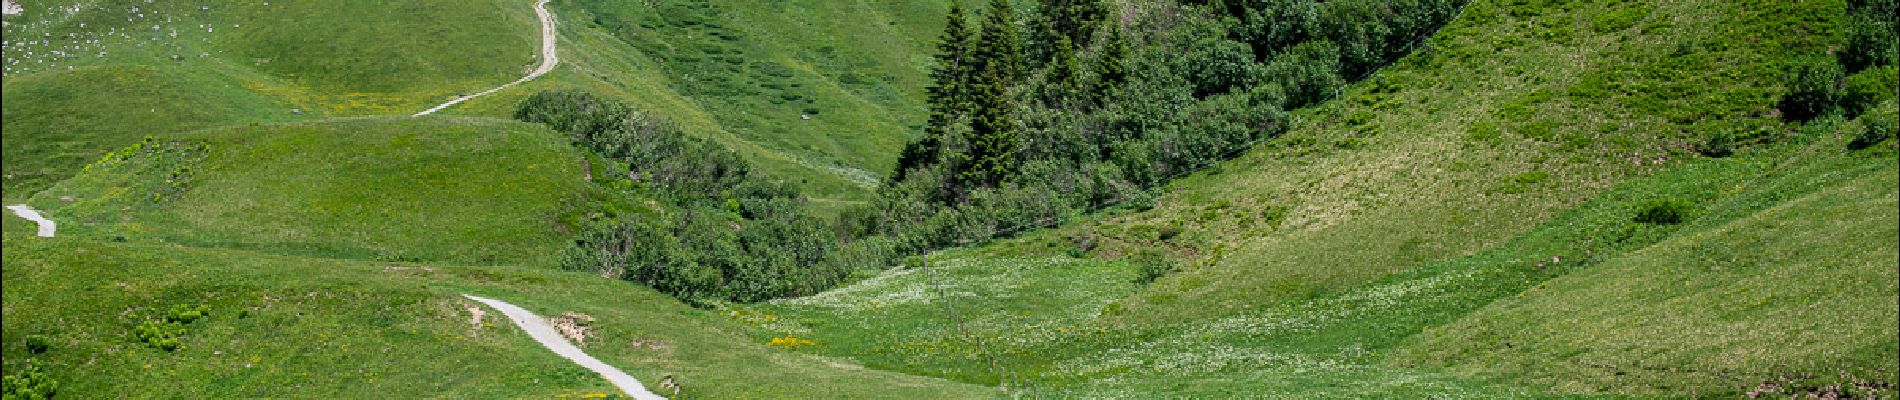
1392, 134, 1900, 396
0, 236, 995, 398
757, 0, 1897, 397
1090, 0, 1835, 327
25, 117, 590, 266
4, 0, 935, 207
441, 0, 953, 208
1, 0, 541, 200
757, 109, 1898, 399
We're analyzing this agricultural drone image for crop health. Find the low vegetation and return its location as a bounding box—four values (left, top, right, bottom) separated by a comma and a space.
3, 0, 1892, 397
26, 117, 590, 266
0, 236, 993, 398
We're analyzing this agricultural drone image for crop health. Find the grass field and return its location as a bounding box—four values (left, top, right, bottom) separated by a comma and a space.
435, 0, 957, 209
0, 235, 996, 398
748, 0, 1898, 397
754, 111, 1897, 398
1, 0, 544, 201
24, 117, 592, 266
4, 0, 1892, 397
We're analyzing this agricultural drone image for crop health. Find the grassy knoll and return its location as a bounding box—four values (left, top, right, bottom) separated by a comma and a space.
0, 235, 995, 398
24, 117, 591, 266
1, 64, 311, 203
2, 0, 546, 201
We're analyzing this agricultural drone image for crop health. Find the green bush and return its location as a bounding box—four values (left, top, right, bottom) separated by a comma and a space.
1261, 41, 1347, 108
1778, 59, 1846, 121
1, 359, 59, 400
22, 336, 52, 355
526, 90, 850, 304
133, 321, 186, 351
1839, 2, 1897, 72
166, 304, 210, 324
1697, 129, 1736, 157
1841, 66, 1898, 118
1127, 248, 1178, 285
1633, 197, 1696, 225
1850, 102, 1897, 150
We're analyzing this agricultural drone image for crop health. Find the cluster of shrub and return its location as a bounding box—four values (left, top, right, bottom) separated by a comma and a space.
133, 304, 211, 351
0, 359, 57, 400
519, 91, 897, 303
524, 0, 1470, 304
1775, 0, 1895, 150
852, 0, 1469, 252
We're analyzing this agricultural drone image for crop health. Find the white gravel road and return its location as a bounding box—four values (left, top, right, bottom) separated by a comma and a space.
6, 205, 56, 237
463, 295, 666, 399
414, 0, 559, 116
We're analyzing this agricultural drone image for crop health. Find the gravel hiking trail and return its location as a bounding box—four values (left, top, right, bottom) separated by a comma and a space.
463, 295, 667, 399
415, 0, 559, 116
6, 205, 56, 237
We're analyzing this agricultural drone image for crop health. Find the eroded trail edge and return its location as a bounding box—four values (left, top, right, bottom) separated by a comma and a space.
415, 0, 559, 116
462, 295, 666, 399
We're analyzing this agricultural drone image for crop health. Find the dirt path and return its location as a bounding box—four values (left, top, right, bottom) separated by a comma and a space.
414, 0, 559, 116
6, 205, 56, 237
463, 295, 667, 399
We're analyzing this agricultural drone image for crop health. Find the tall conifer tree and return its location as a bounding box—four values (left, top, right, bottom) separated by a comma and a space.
1091, 24, 1128, 100
975, 0, 1025, 84
894, 3, 977, 181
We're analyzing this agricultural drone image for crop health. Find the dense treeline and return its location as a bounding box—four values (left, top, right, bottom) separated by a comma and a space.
521, 0, 1471, 304
857, 0, 1469, 251
519, 91, 886, 303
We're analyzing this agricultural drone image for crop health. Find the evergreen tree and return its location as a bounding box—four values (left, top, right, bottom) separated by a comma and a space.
895, 3, 977, 182
1041, 36, 1082, 106
1090, 25, 1129, 99
964, 68, 1020, 188
975, 0, 1026, 84
1036, 0, 1108, 54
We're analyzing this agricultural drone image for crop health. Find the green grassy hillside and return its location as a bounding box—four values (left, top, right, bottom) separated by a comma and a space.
1089, 0, 1842, 327
1, 64, 308, 202
754, 111, 1897, 398
438, 0, 955, 207
746, 0, 1898, 397
24, 117, 590, 266
1394, 152, 1898, 397
2, 0, 543, 200
0, 236, 995, 398
4, 0, 1892, 397
5, 0, 948, 208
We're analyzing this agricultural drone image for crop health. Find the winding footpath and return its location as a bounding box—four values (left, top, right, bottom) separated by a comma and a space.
6, 205, 56, 237
414, 0, 560, 116
423, 3, 661, 398
8, 1, 661, 396
464, 295, 667, 399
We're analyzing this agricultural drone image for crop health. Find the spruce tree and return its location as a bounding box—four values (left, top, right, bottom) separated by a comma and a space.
938, 0, 1024, 189
1042, 36, 1081, 106
895, 3, 977, 182
1091, 24, 1129, 100
1037, 0, 1107, 53
975, 0, 1025, 84
964, 68, 1019, 188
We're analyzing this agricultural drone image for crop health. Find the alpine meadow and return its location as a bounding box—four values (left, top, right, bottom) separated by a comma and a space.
3, 0, 1895, 399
